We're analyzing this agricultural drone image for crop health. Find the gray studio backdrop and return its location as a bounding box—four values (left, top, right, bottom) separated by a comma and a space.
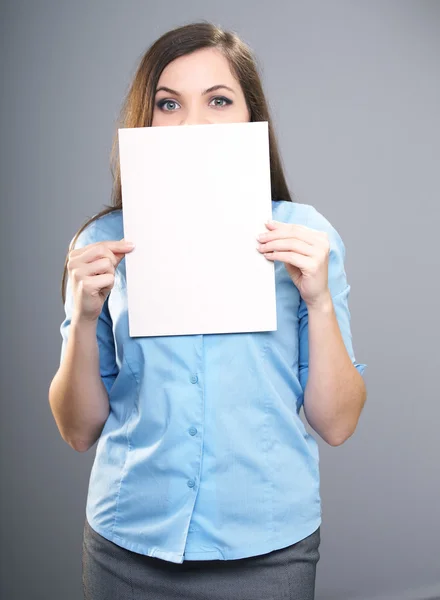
1, 1, 439, 599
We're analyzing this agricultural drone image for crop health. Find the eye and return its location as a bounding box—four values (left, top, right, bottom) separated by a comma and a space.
209, 96, 233, 108
156, 99, 180, 112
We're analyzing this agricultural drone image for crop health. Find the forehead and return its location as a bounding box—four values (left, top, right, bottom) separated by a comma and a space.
157, 48, 236, 87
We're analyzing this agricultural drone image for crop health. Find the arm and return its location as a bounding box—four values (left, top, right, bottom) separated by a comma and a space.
297, 207, 368, 446
49, 317, 110, 452
302, 290, 367, 446
48, 223, 119, 452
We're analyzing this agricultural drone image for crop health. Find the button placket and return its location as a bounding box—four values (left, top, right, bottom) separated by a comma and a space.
187, 381, 198, 485
187, 345, 202, 499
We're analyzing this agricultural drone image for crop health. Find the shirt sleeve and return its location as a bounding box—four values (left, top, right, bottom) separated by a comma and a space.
298, 205, 367, 393
59, 221, 119, 395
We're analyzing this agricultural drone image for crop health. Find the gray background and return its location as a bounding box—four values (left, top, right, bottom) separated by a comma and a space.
1, 1, 439, 599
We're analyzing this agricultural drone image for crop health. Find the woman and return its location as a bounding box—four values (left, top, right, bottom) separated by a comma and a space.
49, 21, 367, 600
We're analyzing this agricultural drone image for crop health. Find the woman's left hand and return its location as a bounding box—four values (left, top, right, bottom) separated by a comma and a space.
257, 219, 331, 309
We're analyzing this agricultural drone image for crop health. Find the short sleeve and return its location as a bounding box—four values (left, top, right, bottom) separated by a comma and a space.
59, 221, 119, 395
298, 206, 367, 392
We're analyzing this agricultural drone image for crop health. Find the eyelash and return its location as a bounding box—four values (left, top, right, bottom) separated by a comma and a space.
156, 96, 233, 112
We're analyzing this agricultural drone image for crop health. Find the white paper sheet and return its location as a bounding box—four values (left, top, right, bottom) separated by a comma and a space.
118, 121, 277, 337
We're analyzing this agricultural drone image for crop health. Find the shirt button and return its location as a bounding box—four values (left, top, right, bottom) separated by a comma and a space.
190, 374, 198, 384
189, 427, 197, 436
187, 479, 195, 488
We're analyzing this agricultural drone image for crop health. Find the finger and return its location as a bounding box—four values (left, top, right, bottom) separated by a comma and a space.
260, 225, 316, 245
82, 273, 115, 294
82, 257, 116, 277
265, 220, 315, 231
258, 238, 315, 256
263, 251, 311, 270
69, 246, 117, 271
70, 241, 134, 266
70, 239, 134, 258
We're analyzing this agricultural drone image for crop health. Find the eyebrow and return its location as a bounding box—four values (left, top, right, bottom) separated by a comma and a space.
155, 84, 236, 96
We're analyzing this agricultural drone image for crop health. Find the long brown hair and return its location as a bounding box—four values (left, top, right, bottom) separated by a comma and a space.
61, 21, 294, 304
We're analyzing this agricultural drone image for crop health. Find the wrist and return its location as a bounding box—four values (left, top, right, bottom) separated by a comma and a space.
306, 291, 333, 314
71, 314, 99, 332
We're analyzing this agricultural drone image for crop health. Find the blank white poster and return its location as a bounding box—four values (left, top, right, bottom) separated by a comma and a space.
118, 120, 277, 337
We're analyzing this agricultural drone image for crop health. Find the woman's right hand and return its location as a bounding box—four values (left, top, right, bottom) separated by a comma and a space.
67, 239, 135, 323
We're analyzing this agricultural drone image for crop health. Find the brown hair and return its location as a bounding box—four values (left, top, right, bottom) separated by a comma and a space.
61, 20, 294, 304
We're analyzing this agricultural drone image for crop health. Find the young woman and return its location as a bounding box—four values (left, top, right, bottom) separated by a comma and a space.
49, 21, 367, 600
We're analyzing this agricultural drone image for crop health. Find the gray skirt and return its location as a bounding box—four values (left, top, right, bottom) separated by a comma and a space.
82, 518, 321, 600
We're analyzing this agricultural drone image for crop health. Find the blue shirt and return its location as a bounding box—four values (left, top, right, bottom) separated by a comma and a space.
59, 200, 367, 564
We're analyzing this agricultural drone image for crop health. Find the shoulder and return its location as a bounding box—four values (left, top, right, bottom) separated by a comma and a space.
70, 209, 124, 250
272, 199, 310, 226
